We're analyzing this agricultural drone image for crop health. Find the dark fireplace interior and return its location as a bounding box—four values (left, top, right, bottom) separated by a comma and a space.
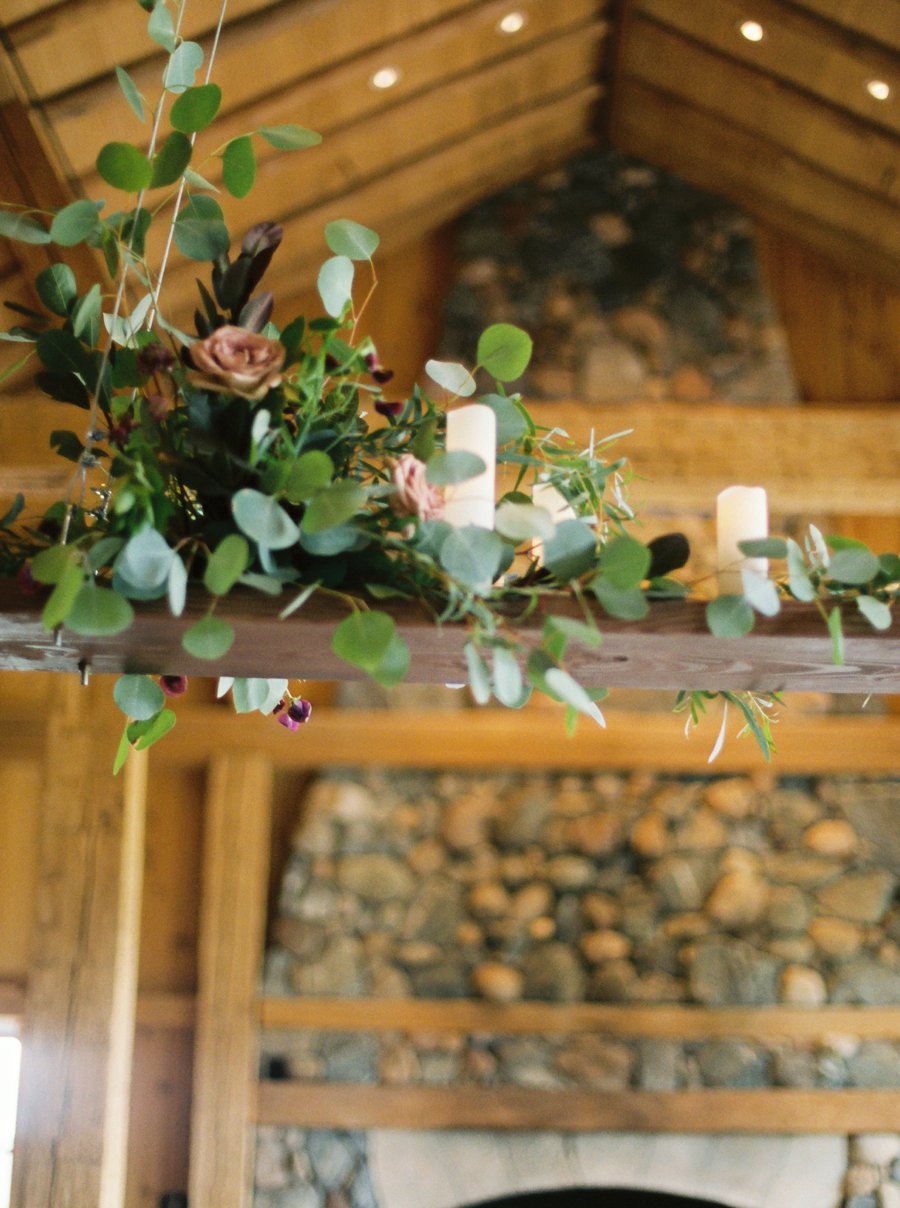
467, 1191, 731, 1208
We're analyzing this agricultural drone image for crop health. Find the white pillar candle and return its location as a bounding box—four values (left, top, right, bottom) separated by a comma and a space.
717, 485, 768, 594
531, 481, 575, 564
444, 404, 497, 529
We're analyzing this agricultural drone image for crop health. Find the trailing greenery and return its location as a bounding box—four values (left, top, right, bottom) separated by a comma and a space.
0, 0, 895, 768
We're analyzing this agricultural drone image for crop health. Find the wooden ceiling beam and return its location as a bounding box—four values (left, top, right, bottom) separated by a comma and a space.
634, 0, 900, 137
784, 0, 900, 53
613, 80, 900, 282
85, 20, 605, 240
620, 16, 898, 206
53, 0, 605, 181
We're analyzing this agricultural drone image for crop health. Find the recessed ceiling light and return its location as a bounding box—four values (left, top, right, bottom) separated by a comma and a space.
866, 79, 891, 101
497, 10, 527, 35
739, 20, 765, 42
370, 66, 401, 90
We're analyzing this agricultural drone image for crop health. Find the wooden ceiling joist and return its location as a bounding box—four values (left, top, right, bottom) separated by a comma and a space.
54, 0, 605, 182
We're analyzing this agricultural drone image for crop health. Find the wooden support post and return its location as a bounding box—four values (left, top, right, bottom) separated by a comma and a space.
11, 679, 147, 1208
189, 754, 273, 1208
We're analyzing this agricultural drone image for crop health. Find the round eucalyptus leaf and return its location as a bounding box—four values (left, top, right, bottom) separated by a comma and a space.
495, 501, 556, 543
168, 554, 188, 616
706, 594, 755, 638
285, 450, 334, 503
50, 200, 101, 247
481, 393, 528, 446
114, 674, 165, 720
259, 123, 322, 149
65, 583, 134, 635
600, 534, 651, 590
324, 218, 379, 260
0, 210, 50, 244
856, 594, 892, 630
740, 569, 781, 617
476, 323, 532, 382
425, 358, 476, 397
174, 213, 230, 260
543, 519, 595, 583
204, 533, 250, 596
35, 263, 77, 317
425, 450, 485, 486
332, 610, 394, 674
828, 547, 880, 586
317, 255, 354, 318
301, 479, 366, 534
232, 488, 300, 549
116, 525, 174, 590
464, 642, 491, 705
170, 83, 222, 133
222, 136, 256, 199
96, 142, 153, 192
591, 576, 649, 621
439, 526, 502, 595
181, 615, 235, 660
150, 132, 192, 188
163, 39, 203, 92
40, 560, 84, 629
231, 677, 278, 714
492, 645, 526, 708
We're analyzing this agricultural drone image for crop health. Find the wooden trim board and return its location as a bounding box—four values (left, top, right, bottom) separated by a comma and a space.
256, 1082, 900, 1133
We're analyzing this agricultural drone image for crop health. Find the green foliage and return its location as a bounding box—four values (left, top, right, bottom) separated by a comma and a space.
1, 3, 893, 768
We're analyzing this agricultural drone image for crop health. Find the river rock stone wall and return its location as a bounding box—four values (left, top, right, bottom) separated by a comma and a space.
258, 768, 899, 1208
438, 150, 798, 405
263, 770, 899, 1011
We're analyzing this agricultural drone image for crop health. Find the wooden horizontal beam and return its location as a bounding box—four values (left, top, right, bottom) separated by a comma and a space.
786, 0, 900, 53
531, 401, 900, 516
1, 586, 896, 692
143, 708, 900, 774
256, 1081, 900, 1132
4, 401, 898, 514
261, 997, 900, 1042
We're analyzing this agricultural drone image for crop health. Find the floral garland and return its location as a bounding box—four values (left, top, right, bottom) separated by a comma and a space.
0, 0, 896, 770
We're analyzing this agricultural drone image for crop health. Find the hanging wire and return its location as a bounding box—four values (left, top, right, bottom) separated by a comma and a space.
61, 0, 229, 541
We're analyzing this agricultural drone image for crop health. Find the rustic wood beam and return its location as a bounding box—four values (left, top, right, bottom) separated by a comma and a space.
256, 1081, 900, 1133
261, 997, 900, 1041
189, 753, 273, 1208
10, 681, 147, 1208
0, 586, 896, 693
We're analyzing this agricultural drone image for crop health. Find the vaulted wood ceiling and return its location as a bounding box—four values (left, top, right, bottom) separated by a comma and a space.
0, 0, 898, 391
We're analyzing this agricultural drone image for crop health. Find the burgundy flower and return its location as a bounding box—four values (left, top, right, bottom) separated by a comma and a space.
186, 325, 285, 400
288, 698, 313, 724
391, 453, 444, 522
278, 712, 299, 731
16, 563, 39, 595
137, 343, 176, 375
375, 400, 404, 419
160, 675, 188, 697
365, 352, 394, 385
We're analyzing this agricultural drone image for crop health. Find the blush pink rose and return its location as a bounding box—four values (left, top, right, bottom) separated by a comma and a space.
391, 453, 444, 522
186, 325, 285, 400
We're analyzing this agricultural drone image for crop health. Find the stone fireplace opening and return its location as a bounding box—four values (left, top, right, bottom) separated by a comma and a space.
468, 1188, 729, 1207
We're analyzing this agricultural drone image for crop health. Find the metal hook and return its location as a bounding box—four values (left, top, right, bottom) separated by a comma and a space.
78, 657, 92, 687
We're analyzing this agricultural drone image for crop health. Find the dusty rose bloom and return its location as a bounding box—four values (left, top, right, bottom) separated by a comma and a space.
187, 325, 285, 400
391, 453, 444, 522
